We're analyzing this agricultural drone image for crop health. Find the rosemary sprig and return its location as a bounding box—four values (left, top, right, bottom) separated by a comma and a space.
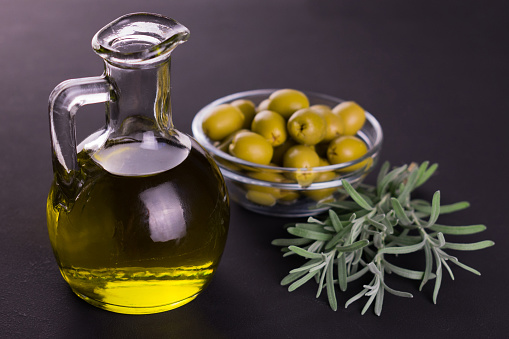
272, 161, 495, 316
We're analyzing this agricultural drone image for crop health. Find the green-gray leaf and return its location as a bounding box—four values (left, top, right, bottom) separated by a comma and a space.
336, 239, 370, 252
295, 223, 332, 233
289, 260, 324, 273
346, 265, 370, 282
337, 253, 348, 292
381, 280, 413, 298
441, 258, 455, 280
326, 256, 338, 310
288, 245, 324, 259
437, 232, 446, 248
329, 209, 343, 233
391, 198, 412, 226
414, 161, 430, 188
361, 287, 378, 315
397, 166, 419, 205
320, 200, 365, 210
415, 162, 438, 188
376, 161, 391, 188
281, 270, 309, 286
288, 270, 320, 292
342, 180, 374, 211
374, 283, 384, 316
367, 217, 387, 232
380, 216, 394, 235
420, 243, 433, 291
384, 260, 435, 280
442, 240, 495, 251
432, 248, 443, 304
414, 201, 470, 215
316, 259, 330, 298
345, 286, 370, 309
287, 227, 333, 241
377, 164, 408, 196
448, 258, 481, 275
281, 258, 322, 286
377, 239, 426, 257
271, 237, 313, 247
426, 191, 441, 227
429, 224, 486, 235
325, 223, 353, 250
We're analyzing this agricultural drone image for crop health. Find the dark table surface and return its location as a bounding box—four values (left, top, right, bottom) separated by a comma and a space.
1, 1, 508, 338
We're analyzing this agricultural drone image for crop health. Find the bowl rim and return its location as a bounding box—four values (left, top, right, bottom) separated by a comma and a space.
192, 89, 383, 188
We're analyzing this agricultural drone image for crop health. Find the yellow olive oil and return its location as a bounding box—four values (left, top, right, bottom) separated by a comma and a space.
47, 138, 229, 314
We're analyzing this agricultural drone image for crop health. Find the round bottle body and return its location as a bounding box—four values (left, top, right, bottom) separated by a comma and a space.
47, 137, 229, 314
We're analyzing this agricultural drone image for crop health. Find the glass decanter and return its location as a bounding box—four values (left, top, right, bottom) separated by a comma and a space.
46, 13, 230, 314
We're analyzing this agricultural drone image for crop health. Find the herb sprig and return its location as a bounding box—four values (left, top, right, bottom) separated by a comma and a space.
272, 162, 494, 316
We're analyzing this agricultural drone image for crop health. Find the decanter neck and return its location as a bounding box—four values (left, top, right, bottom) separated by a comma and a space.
105, 59, 173, 134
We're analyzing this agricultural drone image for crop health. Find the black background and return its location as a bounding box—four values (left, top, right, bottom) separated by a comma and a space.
1, 1, 508, 338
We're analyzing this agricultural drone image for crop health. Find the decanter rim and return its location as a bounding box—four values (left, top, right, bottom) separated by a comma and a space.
92, 12, 189, 68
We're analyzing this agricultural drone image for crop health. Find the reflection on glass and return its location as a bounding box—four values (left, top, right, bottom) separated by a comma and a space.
140, 182, 186, 243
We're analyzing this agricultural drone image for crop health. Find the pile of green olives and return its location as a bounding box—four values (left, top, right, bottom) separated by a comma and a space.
201, 89, 371, 206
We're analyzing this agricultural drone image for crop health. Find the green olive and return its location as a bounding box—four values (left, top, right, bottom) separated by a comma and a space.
268, 89, 310, 118
246, 190, 277, 206
251, 110, 287, 147
257, 98, 271, 112
318, 157, 331, 167
246, 171, 285, 196
315, 169, 337, 183
215, 129, 250, 152
311, 104, 344, 142
304, 157, 337, 200
248, 171, 287, 183
327, 136, 369, 172
246, 172, 284, 199
332, 101, 366, 136
245, 171, 288, 206
287, 108, 326, 145
271, 138, 296, 166
246, 171, 301, 203
229, 131, 273, 165
283, 145, 320, 186
303, 171, 337, 201
283, 145, 320, 168
278, 190, 300, 203
314, 170, 336, 186
309, 105, 331, 114
231, 99, 257, 129
202, 104, 245, 141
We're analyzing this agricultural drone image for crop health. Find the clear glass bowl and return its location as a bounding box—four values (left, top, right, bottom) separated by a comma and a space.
192, 89, 383, 217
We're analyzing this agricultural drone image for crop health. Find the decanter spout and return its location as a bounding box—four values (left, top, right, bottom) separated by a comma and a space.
92, 13, 189, 68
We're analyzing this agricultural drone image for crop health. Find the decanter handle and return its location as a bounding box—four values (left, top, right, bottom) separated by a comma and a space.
48, 76, 111, 185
